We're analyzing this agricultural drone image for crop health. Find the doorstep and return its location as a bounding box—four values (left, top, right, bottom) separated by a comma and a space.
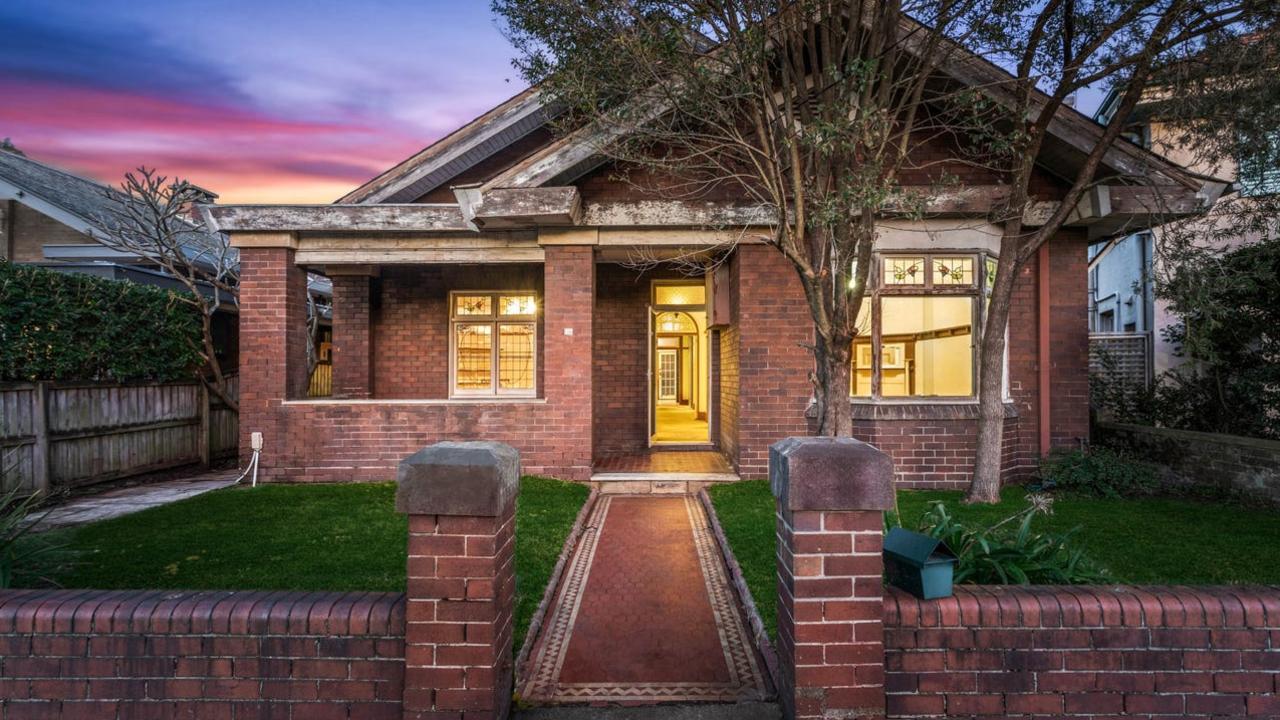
589, 472, 741, 494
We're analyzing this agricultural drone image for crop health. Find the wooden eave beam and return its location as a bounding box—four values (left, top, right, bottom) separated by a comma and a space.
471, 186, 582, 228
201, 204, 470, 233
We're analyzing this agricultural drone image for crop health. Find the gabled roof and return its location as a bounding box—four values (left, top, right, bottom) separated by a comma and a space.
339, 87, 554, 204
348, 13, 1215, 207
0, 150, 229, 268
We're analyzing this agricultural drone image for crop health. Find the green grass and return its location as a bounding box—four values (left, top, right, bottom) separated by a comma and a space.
19, 477, 589, 647
709, 480, 1280, 640
705, 481, 779, 640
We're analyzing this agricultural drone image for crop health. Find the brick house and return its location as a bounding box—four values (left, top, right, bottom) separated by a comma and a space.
204, 55, 1213, 489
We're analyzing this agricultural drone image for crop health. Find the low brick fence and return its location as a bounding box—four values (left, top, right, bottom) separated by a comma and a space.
1097, 421, 1280, 504
885, 585, 1280, 718
0, 589, 405, 718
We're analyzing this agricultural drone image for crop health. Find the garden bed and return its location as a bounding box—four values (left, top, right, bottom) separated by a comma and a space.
18, 476, 589, 646
707, 480, 1280, 638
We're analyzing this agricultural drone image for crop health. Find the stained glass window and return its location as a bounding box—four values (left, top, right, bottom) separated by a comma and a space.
451, 292, 537, 396
884, 257, 925, 285
654, 284, 706, 306
454, 295, 492, 316
933, 257, 974, 285
500, 294, 537, 316
985, 257, 998, 293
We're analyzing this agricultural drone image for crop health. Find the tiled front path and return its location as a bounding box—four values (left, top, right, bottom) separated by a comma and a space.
521, 495, 768, 705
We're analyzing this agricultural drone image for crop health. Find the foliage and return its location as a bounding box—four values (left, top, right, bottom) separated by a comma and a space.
0, 486, 66, 588
1038, 447, 1158, 499
0, 260, 203, 382
900, 497, 1108, 585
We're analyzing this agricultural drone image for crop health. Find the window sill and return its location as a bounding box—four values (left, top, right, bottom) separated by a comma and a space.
846, 399, 1019, 421
283, 397, 547, 406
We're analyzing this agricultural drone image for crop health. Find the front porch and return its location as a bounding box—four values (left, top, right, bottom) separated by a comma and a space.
592, 449, 738, 493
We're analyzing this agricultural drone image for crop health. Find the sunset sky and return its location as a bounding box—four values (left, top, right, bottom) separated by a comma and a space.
2, 1, 522, 203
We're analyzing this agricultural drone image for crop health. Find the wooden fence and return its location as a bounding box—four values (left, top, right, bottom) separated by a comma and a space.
0, 376, 238, 494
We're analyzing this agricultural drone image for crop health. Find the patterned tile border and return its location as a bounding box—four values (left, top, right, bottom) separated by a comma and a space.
520, 495, 767, 704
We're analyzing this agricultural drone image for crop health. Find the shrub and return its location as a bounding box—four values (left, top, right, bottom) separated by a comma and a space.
0, 486, 66, 588
1039, 446, 1158, 499
899, 498, 1109, 585
0, 260, 202, 382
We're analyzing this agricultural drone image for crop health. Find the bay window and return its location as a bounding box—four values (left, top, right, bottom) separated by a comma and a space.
450, 292, 538, 397
852, 252, 995, 399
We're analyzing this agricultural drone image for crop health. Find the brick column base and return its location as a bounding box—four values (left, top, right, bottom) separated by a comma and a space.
771, 437, 894, 720
397, 441, 519, 720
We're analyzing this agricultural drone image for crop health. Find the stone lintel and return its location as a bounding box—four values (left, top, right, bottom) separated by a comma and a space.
770, 436, 894, 512
396, 441, 520, 517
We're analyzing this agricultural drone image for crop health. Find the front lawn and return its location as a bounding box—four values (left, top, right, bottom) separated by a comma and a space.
708, 480, 1280, 639
21, 477, 589, 647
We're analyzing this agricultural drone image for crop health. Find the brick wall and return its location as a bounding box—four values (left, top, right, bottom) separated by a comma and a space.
0, 589, 405, 719
1098, 421, 1280, 505
371, 265, 543, 400
592, 264, 656, 455
1048, 230, 1090, 449
885, 585, 1280, 718
851, 408, 1024, 490
8, 203, 94, 263
331, 274, 372, 399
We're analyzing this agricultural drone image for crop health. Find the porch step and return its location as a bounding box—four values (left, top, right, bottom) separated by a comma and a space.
589, 472, 741, 494
515, 702, 781, 719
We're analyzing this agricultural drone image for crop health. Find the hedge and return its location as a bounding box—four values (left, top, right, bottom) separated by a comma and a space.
0, 260, 203, 382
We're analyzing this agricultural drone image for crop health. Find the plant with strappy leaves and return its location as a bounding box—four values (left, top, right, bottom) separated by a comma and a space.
904, 495, 1108, 585
0, 486, 67, 589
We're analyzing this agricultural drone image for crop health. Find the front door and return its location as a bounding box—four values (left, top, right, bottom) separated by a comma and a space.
657, 349, 678, 401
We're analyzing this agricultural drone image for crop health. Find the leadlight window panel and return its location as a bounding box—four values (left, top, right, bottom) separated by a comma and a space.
884, 256, 926, 285
454, 323, 494, 392
654, 284, 706, 306
881, 296, 974, 397
500, 294, 537, 317
984, 257, 998, 293
934, 257, 975, 286
656, 311, 697, 334
498, 324, 535, 390
454, 295, 493, 317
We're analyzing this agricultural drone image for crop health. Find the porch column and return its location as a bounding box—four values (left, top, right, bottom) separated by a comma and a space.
542, 245, 595, 480
397, 441, 519, 720
235, 236, 310, 476
329, 266, 377, 399
771, 436, 894, 720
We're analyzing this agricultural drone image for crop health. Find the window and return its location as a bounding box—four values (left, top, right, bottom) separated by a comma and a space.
1099, 309, 1116, 333
852, 253, 990, 399
450, 292, 537, 396
1238, 130, 1280, 197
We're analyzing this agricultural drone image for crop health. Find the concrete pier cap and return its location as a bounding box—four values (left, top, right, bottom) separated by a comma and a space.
395, 440, 520, 517
769, 436, 895, 512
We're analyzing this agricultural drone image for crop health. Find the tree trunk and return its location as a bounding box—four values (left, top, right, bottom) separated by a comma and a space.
966, 240, 1019, 504
814, 335, 853, 437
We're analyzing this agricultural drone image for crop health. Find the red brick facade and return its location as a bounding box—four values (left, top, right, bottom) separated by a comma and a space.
239, 231, 1087, 485
885, 585, 1280, 718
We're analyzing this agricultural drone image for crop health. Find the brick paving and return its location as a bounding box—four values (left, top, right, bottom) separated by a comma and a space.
521, 495, 767, 705
593, 450, 733, 474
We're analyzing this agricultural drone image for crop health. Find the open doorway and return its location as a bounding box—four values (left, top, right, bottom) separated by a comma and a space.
650, 281, 711, 445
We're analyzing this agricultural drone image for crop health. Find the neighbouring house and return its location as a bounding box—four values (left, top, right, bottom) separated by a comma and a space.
0, 147, 339, 382
204, 49, 1215, 488
1088, 86, 1274, 380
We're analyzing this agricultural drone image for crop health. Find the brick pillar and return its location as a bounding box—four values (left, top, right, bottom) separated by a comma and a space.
396, 441, 519, 720
330, 270, 374, 398
735, 245, 813, 477
236, 242, 309, 476
542, 246, 594, 480
771, 437, 894, 720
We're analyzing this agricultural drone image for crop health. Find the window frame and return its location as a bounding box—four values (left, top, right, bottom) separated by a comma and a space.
852, 252, 995, 401
448, 290, 539, 398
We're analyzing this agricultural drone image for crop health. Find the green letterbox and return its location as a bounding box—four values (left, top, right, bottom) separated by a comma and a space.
883, 528, 957, 600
